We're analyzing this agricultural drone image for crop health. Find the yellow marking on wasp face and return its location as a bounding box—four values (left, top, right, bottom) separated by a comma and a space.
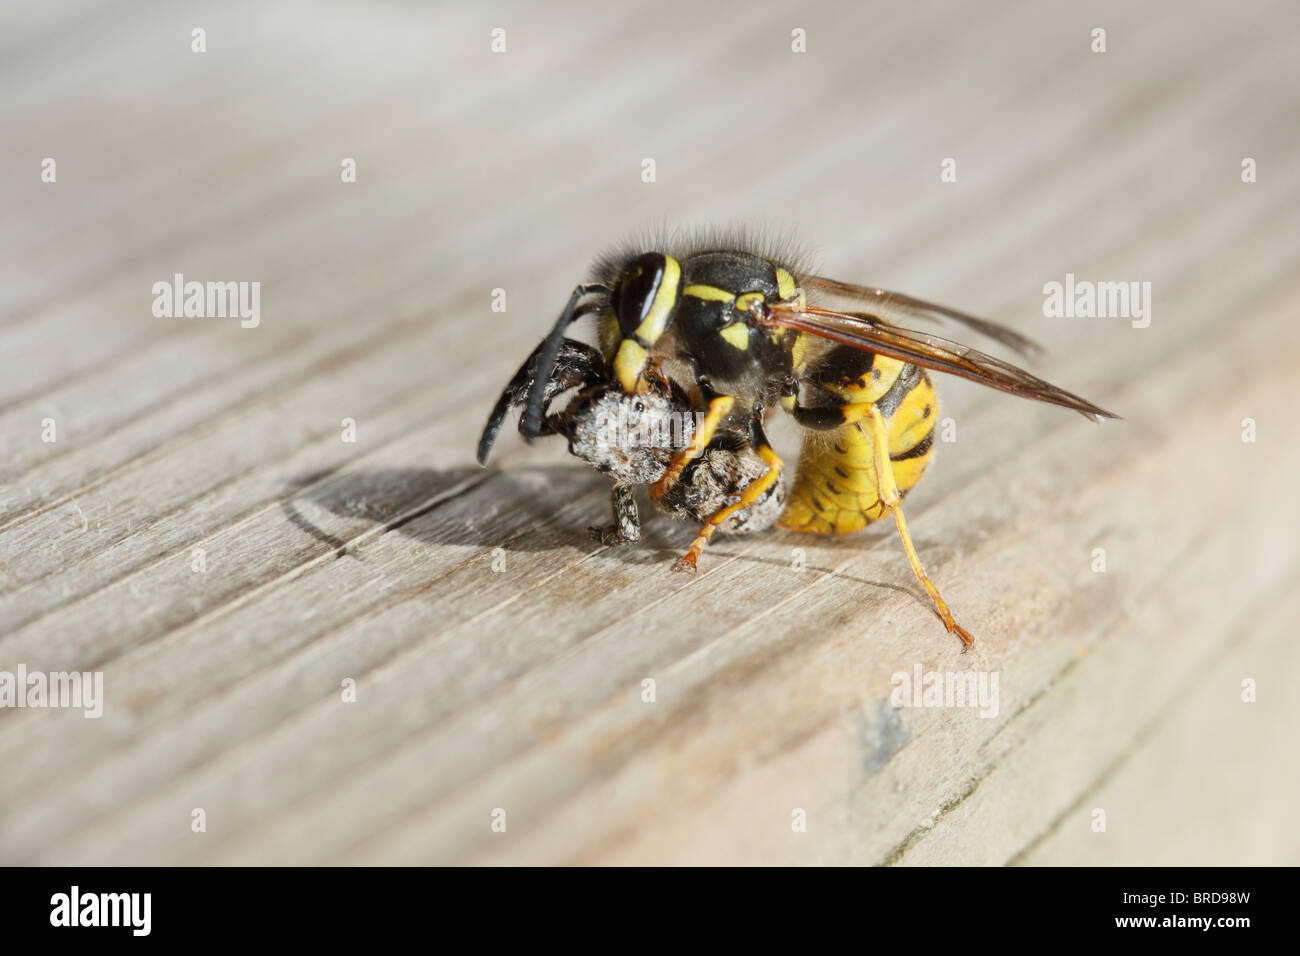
633, 255, 681, 344
682, 283, 735, 303
613, 339, 647, 391
719, 323, 750, 350
775, 268, 797, 300
780, 394, 797, 412
734, 291, 765, 315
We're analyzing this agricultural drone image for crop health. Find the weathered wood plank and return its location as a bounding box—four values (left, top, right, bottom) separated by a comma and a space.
1, 0, 1296, 865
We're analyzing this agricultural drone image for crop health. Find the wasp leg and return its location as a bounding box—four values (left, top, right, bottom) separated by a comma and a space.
589, 483, 641, 545
477, 338, 604, 465
670, 415, 782, 573
864, 404, 973, 651
672, 444, 782, 572
652, 394, 734, 497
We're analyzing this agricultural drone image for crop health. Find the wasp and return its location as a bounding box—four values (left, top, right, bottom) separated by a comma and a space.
477, 234, 1117, 649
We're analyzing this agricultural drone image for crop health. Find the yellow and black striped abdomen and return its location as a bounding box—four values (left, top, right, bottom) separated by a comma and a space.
779, 355, 937, 535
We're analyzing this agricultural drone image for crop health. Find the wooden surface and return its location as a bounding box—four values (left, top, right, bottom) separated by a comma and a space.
1, 0, 1297, 865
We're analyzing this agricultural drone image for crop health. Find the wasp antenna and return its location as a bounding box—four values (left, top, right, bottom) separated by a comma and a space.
476, 387, 516, 465
520, 283, 606, 441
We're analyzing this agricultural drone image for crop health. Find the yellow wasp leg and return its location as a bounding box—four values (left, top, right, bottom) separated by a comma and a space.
673, 444, 783, 572
653, 395, 734, 495
866, 404, 974, 651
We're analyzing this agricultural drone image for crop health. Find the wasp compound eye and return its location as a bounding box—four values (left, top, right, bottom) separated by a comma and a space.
610, 252, 682, 393
616, 253, 668, 338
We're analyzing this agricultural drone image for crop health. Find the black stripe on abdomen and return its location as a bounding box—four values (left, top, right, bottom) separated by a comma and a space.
890, 428, 934, 461
875, 363, 924, 418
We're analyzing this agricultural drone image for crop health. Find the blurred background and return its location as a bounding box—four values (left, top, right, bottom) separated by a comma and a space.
0, 0, 1297, 865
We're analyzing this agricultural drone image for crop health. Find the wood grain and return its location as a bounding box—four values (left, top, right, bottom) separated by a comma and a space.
1, 0, 1297, 865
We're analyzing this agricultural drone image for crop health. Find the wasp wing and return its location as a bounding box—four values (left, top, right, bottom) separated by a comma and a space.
803, 275, 1044, 358
763, 302, 1119, 421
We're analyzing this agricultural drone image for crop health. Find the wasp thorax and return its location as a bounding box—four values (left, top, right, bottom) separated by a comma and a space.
567, 385, 696, 485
